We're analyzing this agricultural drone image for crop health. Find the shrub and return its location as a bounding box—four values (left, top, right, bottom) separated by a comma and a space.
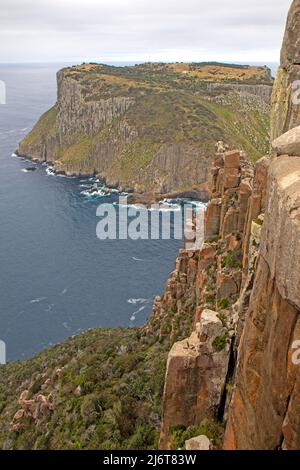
218, 297, 230, 309
212, 334, 228, 352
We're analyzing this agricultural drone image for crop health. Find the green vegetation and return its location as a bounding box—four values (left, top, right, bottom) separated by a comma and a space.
0, 329, 165, 449
19, 62, 272, 190
0, 282, 197, 450
217, 298, 230, 310
20, 106, 58, 150
212, 334, 228, 352
118, 138, 161, 181
221, 250, 242, 269
169, 419, 224, 450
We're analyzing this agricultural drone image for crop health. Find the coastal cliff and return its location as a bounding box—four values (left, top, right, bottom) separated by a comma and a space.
18, 62, 272, 194
0, 1, 300, 452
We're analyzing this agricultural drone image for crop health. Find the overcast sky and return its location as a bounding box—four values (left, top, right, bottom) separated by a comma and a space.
0, 0, 292, 64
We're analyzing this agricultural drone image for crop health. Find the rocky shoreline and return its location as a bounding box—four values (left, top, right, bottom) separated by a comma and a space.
16, 149, 211, 207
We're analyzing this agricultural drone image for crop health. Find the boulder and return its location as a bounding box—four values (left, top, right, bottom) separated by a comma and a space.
185, 435, 211, 450
224, 150, 240, 169
272, 125, 300, 156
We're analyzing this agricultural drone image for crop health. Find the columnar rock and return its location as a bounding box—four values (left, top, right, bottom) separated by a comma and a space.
224, 144, 300, 449
271, 0, 300, 140
224, 1, 300, 448
159, 310, 230, 449
156, 147, 262, 449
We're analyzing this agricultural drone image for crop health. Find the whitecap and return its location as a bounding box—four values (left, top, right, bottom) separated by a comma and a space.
45, 304, 54, 312
132, 256, 146, 262
127, 298, 149, 305
130, 306, 146, 322
80, 189, 108, 198
29, 297, 47, 304
46, 167, 55, 176
61, 288, 68, 295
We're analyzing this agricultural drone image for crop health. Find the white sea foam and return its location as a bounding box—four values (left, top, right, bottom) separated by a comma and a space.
0, 127, 28, 136
45, 304, 54, 312
127, 298, 150, 305
46, 167, 55, 176
130, 305, 146, 321
29, 297, 47, 304
80, 189, 107, 197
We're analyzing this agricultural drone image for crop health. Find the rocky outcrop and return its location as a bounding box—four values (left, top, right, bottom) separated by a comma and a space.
156, 148, 267, 448
11, 390, 54, 432
224, 2, 300, 449
159, 310, 230, 449
158, 10, 300, 443
224, 156, 300, 450
272, 125, 300, 156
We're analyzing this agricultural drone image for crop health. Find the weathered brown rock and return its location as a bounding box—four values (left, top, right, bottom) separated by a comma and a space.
224, 257, 300, 450
272, 125, 300, 156
271, 1, 300, 140
204, 198, 222, 240
224, 150, 240, 169
159, 309, 230, 449
260, 156, 300, 308
280, 0, 300, 68
221, 207, 239, 238
224, 155, 300, 450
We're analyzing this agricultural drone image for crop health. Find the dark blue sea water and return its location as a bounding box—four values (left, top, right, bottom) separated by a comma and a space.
0, 63, 183, 362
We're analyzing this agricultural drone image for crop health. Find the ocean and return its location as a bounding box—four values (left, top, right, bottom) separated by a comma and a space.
0, 63, 184, 361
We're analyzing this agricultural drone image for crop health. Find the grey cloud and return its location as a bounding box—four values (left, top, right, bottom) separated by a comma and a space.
0, 0, 292, 63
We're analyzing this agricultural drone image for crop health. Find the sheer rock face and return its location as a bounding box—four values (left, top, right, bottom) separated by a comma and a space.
280, 0, 300, 68
224, 156, 300, 450
157, 150, 265, 449
271, 1, 300, 140
224, 2, 300, 449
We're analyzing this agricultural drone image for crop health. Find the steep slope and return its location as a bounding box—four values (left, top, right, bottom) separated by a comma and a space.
18, 62, 272, 194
